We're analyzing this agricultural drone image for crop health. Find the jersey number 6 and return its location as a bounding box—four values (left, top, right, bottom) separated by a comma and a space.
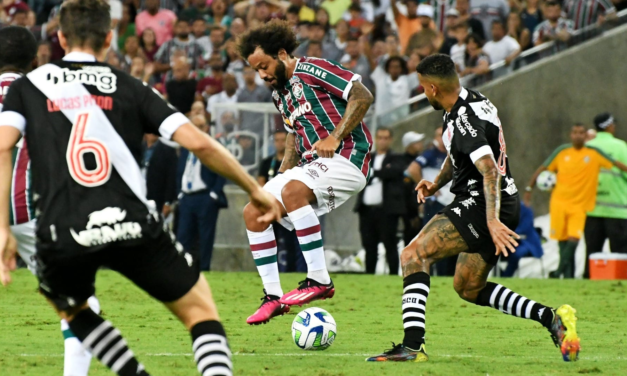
66, 112, 112, 187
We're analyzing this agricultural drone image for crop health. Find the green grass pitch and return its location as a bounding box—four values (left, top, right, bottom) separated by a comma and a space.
1, 269, 625, 375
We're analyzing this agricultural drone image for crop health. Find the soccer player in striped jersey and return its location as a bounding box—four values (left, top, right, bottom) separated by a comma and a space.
0, 26, 102, 376
237, 20, 373, 325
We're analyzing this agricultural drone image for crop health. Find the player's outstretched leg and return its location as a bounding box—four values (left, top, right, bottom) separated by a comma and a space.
243, 203, 290, 325
64, 306, 150, 376
62, 296, 100, 376
455, 252, 580, 362
166, 274, 233, 375
367, 215, 467, 362
279, 181, 334, 307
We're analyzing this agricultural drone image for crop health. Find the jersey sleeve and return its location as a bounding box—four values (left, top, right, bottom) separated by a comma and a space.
588, 147, 615, 169
415, 149, 433, 168
543, 144, 570, 170
0, 78, 27, 135
455, 107, 492, 164
295, 58, 361, 101
137, 81, 188, 139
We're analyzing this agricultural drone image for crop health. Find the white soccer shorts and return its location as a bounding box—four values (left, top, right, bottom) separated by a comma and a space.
264, 154, 367, 230
11, 219, 37, 273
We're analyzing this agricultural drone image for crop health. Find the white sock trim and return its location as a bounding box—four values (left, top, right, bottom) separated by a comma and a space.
287, 205, 315, 221
246, 225, 274, 239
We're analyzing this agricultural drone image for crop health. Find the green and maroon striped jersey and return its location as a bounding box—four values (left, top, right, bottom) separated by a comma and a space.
563, 0, 616, 30
1, 72, 34, 226
9, 140, 35, 226
272, 57, 373, 178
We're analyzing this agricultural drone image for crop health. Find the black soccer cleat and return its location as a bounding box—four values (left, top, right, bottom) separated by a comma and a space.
366, 343, 428, 362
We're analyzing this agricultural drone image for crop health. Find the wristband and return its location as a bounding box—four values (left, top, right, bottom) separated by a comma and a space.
525, 186, 533, 192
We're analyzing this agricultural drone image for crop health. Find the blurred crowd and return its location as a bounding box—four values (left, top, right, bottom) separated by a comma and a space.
2, 0, 625, 137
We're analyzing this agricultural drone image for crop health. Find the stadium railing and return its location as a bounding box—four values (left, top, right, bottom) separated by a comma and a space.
371, 8, 627, 131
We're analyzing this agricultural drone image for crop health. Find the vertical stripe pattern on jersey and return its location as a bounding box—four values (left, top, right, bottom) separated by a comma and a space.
10, 143, 32, 225
270, 57, 372, 177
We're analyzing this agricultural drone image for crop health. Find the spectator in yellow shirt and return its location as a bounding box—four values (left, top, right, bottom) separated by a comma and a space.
525, 124, 627, 278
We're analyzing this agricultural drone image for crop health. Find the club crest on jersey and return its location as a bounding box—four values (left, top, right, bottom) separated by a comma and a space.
47, 67, 117, 93
293, 82, 304, 99
70, 207, 142, 247
456, 106, 477, 137
289, 101, 312, 125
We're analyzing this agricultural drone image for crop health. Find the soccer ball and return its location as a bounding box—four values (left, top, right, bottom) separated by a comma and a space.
291, 307, 337, 350
536, 170, 557, 191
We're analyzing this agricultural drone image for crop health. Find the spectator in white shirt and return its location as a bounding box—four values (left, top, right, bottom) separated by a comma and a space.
207, 74, 239, 136
450, 21, 470, 72
108, 0, 123, 50
371, 56, 420, 125
192, 18, 212, 58
483, 20, 521, 65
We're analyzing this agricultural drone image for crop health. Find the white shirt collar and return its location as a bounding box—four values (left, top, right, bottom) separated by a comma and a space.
62, 52, 97, 62
459, 87, 468, 100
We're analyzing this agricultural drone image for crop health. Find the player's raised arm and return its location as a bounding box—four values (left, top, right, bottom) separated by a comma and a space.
171, 123, 281, 224
311, 81, 373, 158
0, 126, 22, 286
475, 154, 520, 256
416, 156, 453, 203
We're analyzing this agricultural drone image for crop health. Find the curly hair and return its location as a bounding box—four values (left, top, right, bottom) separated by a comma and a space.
385, 56, 409, 75
237, 19, 300, 60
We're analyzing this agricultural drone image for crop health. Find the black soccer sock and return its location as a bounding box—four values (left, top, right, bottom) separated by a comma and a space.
401, 272, 430, 349
562, 240, 578, 278
191, 321, 232, 376
475, 282, 554, 328
68, 309, 149, 376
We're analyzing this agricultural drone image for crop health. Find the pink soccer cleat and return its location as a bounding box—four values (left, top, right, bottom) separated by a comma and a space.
246, 291, 290, 325
279, 278, 335, 307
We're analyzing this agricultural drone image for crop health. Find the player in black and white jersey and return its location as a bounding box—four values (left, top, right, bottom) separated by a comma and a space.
0, 1, 281, 375
0, 26, 104, 376
367, 55, 581, 363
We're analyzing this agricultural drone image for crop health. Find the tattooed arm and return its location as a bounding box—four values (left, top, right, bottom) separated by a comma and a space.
278, 133, 301, 173
474, 154, 519, 256
310, 81, 374, 158
416, 156, 453, 203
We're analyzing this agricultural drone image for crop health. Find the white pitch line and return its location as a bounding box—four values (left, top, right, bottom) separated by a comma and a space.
16, 353, 627, 361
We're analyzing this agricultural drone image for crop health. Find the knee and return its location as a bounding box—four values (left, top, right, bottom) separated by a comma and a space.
243, 203, 267, 232
453, 277, 485, 303
399, 241, 428, 268
280, 181, 311, 212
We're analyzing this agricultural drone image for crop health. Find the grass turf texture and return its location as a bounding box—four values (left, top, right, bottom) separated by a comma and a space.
1, 270, 625, 376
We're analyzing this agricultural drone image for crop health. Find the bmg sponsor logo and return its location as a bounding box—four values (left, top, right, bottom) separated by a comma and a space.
47, 67, 117, 93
